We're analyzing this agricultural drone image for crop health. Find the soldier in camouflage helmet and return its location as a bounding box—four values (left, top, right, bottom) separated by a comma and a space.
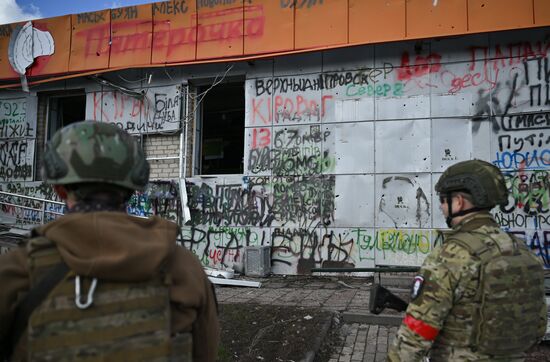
388, 159, 546, 361
0, 121, 219, 361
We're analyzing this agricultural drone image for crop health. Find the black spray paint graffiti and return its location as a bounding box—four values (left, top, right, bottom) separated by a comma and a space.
127, 180, 182, 223
186, 175, 335, 227
0, 98, 34, 139
247, 127, 335, 175
0, 182, 64, 225
471, 73, 519, 133
0, 140, 33, 181
248, 148, 334, 175
524, 57, 550, 107
254, 69, 394, 97
180, 226, 268, 268
181, 223, 355, 272
271, 175, 335, 226
510, 230, 550, 268
378, 176, 430, 228
187, 180, 274, 227
271, 224, 356, 273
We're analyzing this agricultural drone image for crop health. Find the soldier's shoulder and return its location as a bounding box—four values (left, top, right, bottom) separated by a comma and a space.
437, 234, 478, 261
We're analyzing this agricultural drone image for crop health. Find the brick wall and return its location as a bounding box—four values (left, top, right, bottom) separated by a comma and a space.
142, 134, 180, 180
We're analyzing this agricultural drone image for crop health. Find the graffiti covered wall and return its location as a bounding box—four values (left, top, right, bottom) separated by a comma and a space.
0, 27, 548, 274
183, 27, 550, 274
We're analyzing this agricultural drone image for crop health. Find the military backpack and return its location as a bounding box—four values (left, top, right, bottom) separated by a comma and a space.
452, 225, 546, 356
14, 237, 192, 362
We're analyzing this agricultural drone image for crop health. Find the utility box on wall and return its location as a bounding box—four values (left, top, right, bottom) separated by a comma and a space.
244, 246, 271, 277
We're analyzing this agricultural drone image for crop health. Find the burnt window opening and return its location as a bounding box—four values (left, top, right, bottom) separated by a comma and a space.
47, 93, 86, 140
197, 82, 244, 175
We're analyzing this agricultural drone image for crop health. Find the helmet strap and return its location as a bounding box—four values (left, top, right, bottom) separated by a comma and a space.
446, 203, 487, 228
445, 195, 454, 228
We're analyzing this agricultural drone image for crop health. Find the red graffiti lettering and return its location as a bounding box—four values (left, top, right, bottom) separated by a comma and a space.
251, 98, 270, 125
76, 5, 265, 59
443, 63, 499, 93
251, 128, 271, 149
397, 52, 442, 81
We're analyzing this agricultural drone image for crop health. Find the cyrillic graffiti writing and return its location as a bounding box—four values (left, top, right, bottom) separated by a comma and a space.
255, 69, 393, 96
153, 0, 188, 15
493, 149, 550, 170
111, 6, 138, 20
77, 11, 106, 24
280, 0, 325, 9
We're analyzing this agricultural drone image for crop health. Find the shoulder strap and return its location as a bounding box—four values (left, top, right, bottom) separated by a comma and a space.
448, 231, 492, 258
8, 262, 69, 359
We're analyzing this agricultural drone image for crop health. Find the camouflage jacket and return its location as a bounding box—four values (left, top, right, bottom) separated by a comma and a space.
387, 212, 546, 362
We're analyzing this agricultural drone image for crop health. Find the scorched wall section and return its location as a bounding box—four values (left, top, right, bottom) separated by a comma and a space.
183, 27, 550, 274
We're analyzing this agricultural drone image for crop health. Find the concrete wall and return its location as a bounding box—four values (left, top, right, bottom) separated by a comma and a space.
0, 27, 548, 274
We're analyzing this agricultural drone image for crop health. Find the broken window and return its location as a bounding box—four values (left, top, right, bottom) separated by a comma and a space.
195, 81, 244, 175
46, 93, 86, 140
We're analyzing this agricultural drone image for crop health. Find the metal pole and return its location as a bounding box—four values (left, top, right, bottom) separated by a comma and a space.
310, 267, 419, 273
41, 201, 46, 224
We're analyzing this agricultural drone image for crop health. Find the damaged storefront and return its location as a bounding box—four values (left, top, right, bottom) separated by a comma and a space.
0, 0, 548, 274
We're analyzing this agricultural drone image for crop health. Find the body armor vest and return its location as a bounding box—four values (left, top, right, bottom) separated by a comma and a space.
23, 237, 192, 362
438, 225, 545, 356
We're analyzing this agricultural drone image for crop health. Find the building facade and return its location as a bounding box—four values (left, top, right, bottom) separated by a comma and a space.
0, 0, 548, 274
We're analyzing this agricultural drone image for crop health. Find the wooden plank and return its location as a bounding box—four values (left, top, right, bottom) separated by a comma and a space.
29, 15, 71, 76
349, 0, 406, 44
152, 0, 197, 64
468, 0, 534, 33
208, 276, 261, 288
406, 0, 467, 38
0, 23, 19, 80
69, 10, 111, 72
295, 0, 348, 50
534, 0, 550, 26
196, 1, 244, 60
244, 0, 293, 55
109, 4, 153, 68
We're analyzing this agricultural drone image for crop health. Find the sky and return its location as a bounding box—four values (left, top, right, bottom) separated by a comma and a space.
0, 0, 156, 25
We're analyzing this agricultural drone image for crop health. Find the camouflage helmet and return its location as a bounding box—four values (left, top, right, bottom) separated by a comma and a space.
42, 121, 149, 191
435, 159, 508, 208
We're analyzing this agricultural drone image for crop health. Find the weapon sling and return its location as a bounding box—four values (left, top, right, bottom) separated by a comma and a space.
4, 262, 69, 360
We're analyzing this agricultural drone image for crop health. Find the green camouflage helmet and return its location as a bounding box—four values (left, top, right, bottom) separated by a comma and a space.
435, 159, 508, 208
42, 121, 149, 191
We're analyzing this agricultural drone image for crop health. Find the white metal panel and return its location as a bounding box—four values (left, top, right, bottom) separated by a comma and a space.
375, 119, 431, 173
324, 122, 374, 174
430, 33, 489, 64
322, 46, 375, 72
274, 52, 322, 76
431, 118, 472, 172
332, 174, 375, 227
375, 94, 430, 120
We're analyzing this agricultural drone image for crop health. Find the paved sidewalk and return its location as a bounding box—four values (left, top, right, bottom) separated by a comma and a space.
215, 275, 406, 361
328, 323, 398, 362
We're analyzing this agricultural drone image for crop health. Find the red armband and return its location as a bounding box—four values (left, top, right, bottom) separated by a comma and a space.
403, 314, 439, 341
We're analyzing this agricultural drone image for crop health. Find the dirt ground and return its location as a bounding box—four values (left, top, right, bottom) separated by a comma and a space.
219, 303, 550, 362
218, 304, 334, 361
